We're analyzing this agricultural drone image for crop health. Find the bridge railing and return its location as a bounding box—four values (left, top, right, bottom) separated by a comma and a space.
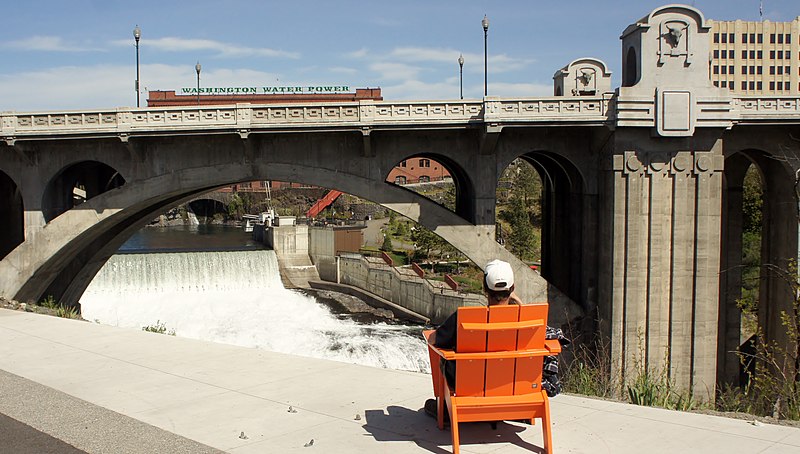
0, 97, 613, 139
1, 95, 798, 140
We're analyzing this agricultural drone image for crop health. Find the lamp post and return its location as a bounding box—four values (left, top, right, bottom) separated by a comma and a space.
133, 25, 141, 108
458, 54, 464, 99
482, 15, 489, 97
195, 61, 202, 105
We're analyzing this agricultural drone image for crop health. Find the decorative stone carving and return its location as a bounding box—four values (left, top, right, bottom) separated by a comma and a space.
553, 58, 612, 97
659, 20, 691, 65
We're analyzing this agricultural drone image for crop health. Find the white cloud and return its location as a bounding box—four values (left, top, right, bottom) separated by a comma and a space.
390, 47, 534, 74
328, 66, 359, 74
4, 36, 103, 52
345, 48, 369, 59
0, 64, 283, 112
381, 80, 552, 100
369, 62, 423, 81
110, 37, 300, 59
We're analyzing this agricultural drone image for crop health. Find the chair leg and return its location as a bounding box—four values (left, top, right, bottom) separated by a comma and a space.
437, 396, 445, 430
450, 406, 460, 454
541, 398, 553, 454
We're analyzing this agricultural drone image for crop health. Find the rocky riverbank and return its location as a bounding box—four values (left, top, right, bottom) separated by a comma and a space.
0, 297, 75, 318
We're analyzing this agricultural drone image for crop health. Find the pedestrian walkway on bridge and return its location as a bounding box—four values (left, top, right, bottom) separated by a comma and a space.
0, 309, 798, 453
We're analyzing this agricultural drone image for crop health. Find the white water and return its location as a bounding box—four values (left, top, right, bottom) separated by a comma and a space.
80, 250, 430, 373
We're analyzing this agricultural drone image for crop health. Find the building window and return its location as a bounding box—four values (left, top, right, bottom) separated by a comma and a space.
757, 66, 763, 74
740, 50, 747, 59
778, 34, 784, 44
714, 33, 720, 43
729, 65, 734, 74
713, 65, 719, 74
400, 160, 407, 167
778, 66, 784, 75
749, 81, 755, 90
770, 81, 775, 90
770, 50, 776, 59
749, 50, 756, 59
770, 65, 776, 75
721, 81, 727, 88
741, 81, 747, 90
419, 158, 431, 168
394, 176, 406, 184
757, 81, 762, 90
758, 50, 763, 59
721, 66, 727, 74
778, 51, 784, 59
787, 34, 792, 44
771, 33, 776, 44
742, 33, 748, 43
714, 49, 720, 59
786, 66, 791, 74
729, 33, 735, 43
418, 175, 430, 183
741, 65, 747, 74
722, 33, 728, 44
750, 33, 756, 43
713, 81, 719, 87
729, 50, 735, 59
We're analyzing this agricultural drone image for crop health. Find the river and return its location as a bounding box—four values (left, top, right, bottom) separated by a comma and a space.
79, 225, 430, 373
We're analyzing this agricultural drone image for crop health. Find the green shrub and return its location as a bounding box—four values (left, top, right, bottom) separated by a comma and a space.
142, 320, 176, 336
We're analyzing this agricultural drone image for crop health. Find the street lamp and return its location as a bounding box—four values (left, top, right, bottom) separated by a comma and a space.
482, 15, 489, 97
195, 61, 202, 105
133, 25, 141, 107
458, 54, 464, 99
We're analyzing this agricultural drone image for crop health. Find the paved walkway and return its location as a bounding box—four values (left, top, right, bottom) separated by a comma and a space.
0, 308, 798, 453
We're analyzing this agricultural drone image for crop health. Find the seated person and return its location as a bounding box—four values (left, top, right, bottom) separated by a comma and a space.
424, 259, 520, 418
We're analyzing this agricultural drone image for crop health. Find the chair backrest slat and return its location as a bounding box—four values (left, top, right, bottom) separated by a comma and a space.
455, 306, 489, 397
485, 305, 519, 396
514, 303, 548, 395
455, 303, 550, 397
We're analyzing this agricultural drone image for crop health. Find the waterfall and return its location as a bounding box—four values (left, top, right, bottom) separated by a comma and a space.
80, 250, 429, 373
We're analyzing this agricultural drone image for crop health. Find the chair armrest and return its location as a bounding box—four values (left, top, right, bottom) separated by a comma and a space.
428, 344, 457, 360
545, 339, 562, 354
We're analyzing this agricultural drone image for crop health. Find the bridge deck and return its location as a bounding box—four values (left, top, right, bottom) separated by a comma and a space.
0, 309, 797, 453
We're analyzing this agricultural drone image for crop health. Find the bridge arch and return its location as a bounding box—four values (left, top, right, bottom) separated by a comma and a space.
0, 159, 580, 326
719, 148, 798, 385
385, 152, 474, 218
42, 160, 126, 222
514, 150, 589, 306
0, 170, 24, 260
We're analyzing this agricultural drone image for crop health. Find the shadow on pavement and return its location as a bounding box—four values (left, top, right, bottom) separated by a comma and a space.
363, 404, 545, 453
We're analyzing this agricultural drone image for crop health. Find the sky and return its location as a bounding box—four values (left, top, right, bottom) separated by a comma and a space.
1, 0, 798, 112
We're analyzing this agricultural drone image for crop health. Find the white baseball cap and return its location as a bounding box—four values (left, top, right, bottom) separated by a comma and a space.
484, 259, 514, 291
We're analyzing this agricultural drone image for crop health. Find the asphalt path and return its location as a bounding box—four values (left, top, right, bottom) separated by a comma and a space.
0, 412, 87, 454
0, 369, 222, 454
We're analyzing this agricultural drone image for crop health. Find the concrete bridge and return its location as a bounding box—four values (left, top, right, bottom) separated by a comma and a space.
2, 5, 800, 398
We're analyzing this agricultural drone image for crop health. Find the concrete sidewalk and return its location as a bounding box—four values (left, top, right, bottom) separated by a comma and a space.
0, 308, 798, 454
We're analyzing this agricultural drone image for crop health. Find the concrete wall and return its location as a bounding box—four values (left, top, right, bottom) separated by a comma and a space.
308, 227, 338, 282
337, 255, 484, 324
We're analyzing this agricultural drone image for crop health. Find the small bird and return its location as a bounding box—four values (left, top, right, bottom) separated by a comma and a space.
288, 405, 297, 413
304, 439, 314, 447
239, 431, 248, 440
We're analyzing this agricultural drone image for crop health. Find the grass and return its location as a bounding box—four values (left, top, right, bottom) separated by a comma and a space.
38, 295, 81, 319
142, 320, 176, 336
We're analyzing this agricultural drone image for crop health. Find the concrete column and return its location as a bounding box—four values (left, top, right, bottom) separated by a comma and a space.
607, 131, 725, 399
692, 149, 724, 397
669, 152, 696, 392
646, 160, 672, 375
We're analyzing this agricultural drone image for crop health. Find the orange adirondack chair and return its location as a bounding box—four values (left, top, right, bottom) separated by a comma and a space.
424, 303, 560, 454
